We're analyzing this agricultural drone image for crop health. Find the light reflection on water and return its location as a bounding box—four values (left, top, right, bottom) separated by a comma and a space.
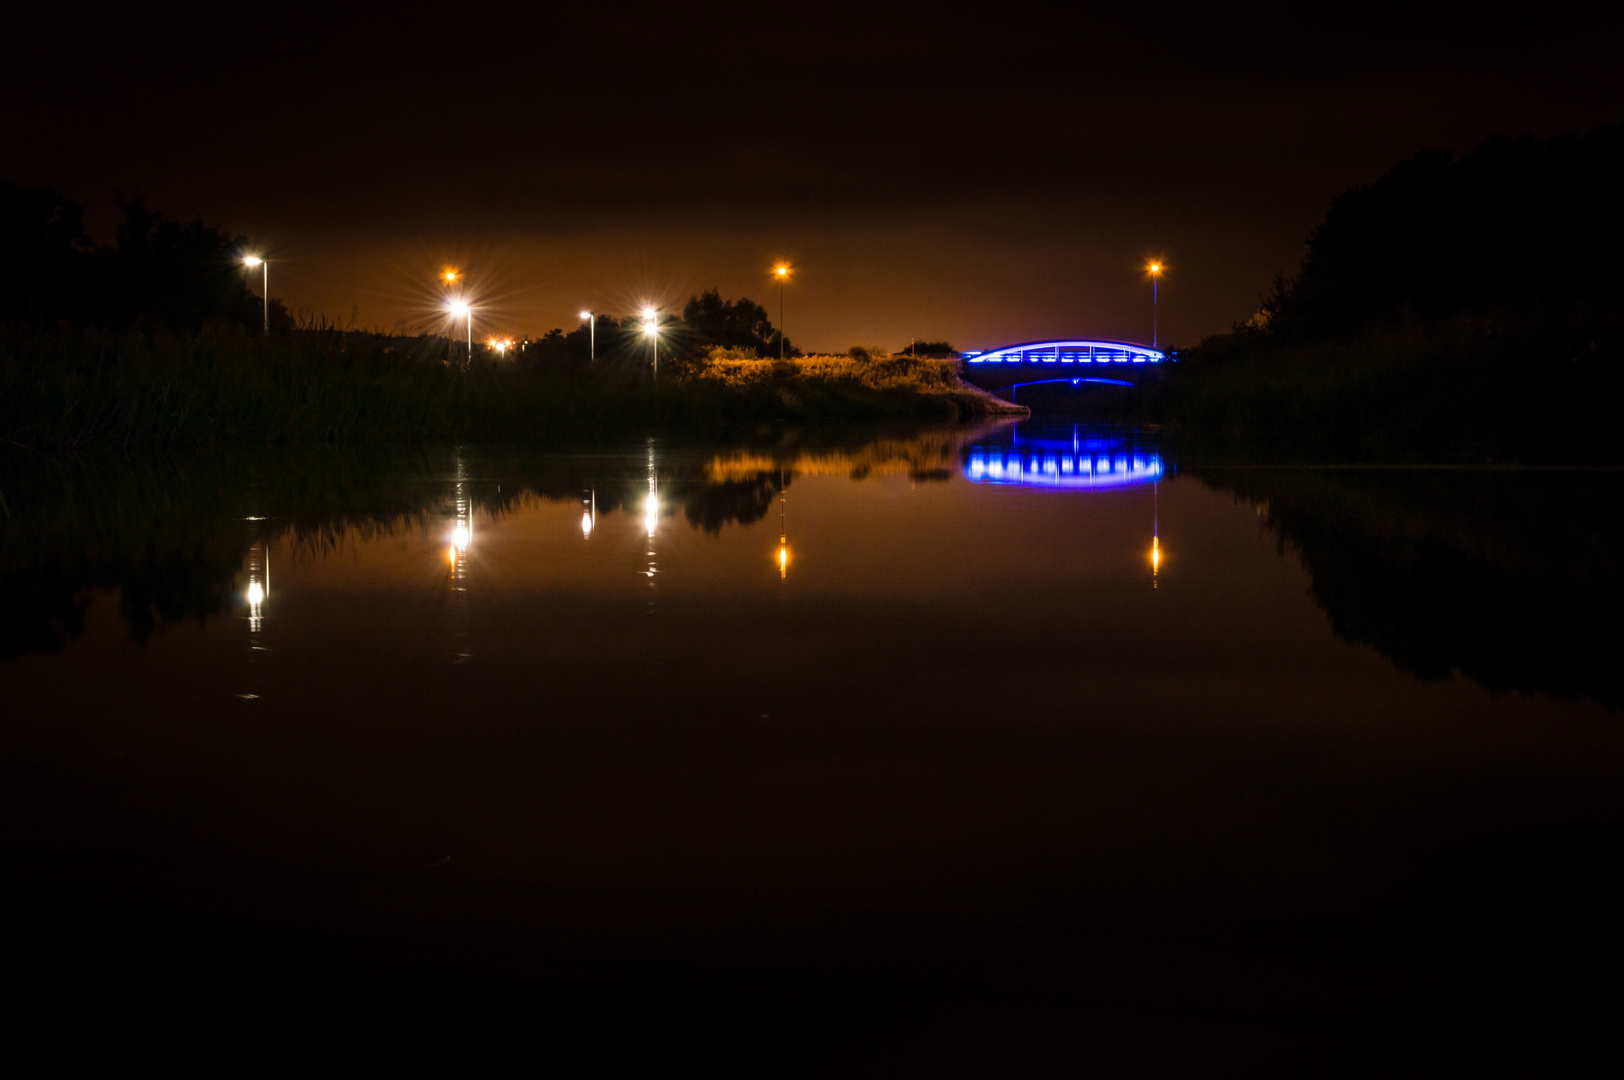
2, 422, 1621, 1034
4, 422, 1613, 714
963, 422, 1163, 489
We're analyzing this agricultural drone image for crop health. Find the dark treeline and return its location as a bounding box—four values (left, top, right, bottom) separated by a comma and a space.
1259, 126, 1621, 340
1195, 465, 1623, 710
1153, 124, 1624, 456
521, 289, 798, 372
0, 183, 290, 334
0, 181, 805, 360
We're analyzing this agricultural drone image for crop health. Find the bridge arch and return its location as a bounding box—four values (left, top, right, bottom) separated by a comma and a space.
960, 339, 1165, 394
963, 339, 1166, 366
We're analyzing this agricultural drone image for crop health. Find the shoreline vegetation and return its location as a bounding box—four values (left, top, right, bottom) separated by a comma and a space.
0, 327, 1022, 451
1103, 123, 1623, 461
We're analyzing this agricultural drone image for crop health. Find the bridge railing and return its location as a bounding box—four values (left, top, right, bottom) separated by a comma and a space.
963, 340, 1164, 366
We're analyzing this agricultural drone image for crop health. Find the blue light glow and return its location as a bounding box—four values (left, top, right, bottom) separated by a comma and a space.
966, 339, 1165, 365
962, 424, 1163, 490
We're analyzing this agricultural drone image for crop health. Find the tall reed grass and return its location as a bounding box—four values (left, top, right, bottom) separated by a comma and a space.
0, 328, 1019, 450
1161, 314, 1623, 460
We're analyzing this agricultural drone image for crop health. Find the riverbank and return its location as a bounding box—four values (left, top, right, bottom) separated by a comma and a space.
1148, 314, 1623, 461
0, 327, 1023, 450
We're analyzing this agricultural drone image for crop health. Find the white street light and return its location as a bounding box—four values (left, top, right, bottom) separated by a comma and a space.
448, 299, 472, 360
642, 306, 659, 379
580, 311, 595, 361
243, 255, 268, 335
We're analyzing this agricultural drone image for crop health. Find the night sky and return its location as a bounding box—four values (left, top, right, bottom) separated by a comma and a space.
7, 6, 1620, 351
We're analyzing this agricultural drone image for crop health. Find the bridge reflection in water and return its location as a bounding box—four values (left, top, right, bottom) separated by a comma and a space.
963, 424, 1164, 489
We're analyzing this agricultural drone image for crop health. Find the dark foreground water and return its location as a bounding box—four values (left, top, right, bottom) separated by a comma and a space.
3, 421, 1621, 1067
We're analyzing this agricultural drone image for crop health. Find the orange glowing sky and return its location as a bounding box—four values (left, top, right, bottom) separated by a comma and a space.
5, 6, 1620, 350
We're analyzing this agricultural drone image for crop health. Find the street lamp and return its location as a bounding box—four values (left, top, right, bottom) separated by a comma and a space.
773, 264, 791, 361
580, 311, 595, 361
242, 255, 268, 335
1147, 262, 1163, 349
448, 298, 472, 361
642, 306, 659, 379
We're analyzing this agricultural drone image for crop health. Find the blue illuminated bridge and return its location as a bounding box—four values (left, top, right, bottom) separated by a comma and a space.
959, 339, 1166, 396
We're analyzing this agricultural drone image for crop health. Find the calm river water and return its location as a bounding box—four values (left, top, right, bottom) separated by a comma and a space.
3, 420, 1620, 1064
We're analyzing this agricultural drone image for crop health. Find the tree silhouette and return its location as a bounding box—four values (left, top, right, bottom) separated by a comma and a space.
0, 182, 94, 324
680, 288, 795, 357
1260, 124, 1624, 342
0, 183, 277, 334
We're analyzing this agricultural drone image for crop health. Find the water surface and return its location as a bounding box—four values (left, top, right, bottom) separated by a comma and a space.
3, 421, 1620, 1061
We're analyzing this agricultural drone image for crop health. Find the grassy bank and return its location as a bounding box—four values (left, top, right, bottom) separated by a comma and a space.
0, 328, 1021, 450
1156, 315, 1623, 460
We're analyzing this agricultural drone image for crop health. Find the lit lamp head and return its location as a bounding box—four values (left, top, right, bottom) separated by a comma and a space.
242, 255, 263, 268
580, 311, 592, 320
774, 264, 790, 279
443, 269, 458, 284
448, 299, 470, 319
642, 306, 658, 337
1148, 262, 1161, 275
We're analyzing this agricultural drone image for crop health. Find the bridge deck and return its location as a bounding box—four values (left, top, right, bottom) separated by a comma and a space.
960, 339, 1165, 392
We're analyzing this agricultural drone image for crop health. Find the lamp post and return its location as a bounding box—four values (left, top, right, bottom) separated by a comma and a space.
773, 264, 791, 361
1147, 262, 1162, 349
448, 299, 472, 363
242, 256, 268, 335
580, 311, 595, 361
642, 306, 659, 380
